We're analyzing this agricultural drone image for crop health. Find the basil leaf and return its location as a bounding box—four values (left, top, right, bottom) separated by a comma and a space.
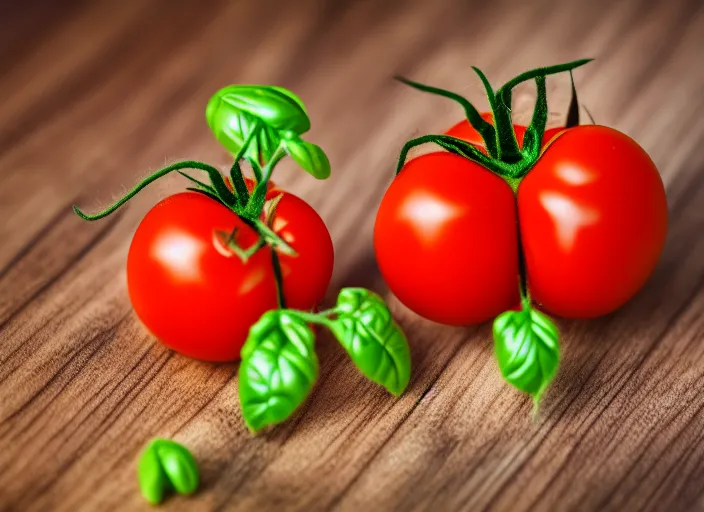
138, 438, 199, 505
493, 305, 559, 403
239, 310, 318, 432
206, 85, 310, 162
284, 137, 331, 179
328, 288, 411, 396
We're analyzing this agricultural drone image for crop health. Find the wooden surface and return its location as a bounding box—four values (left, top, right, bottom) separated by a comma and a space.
1, 0, 704, 510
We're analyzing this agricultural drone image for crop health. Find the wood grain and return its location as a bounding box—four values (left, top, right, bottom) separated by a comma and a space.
1, 0, 703, 510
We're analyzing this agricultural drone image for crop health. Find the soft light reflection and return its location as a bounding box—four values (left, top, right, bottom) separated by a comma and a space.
272, 217, 295, 244
239, 267, 266, 295
401, 191, 461, 242
556, 164, 595, 186
540, 191, 599, 250
152, 231, 206, 281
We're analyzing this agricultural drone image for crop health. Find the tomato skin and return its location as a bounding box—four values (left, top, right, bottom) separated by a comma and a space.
445, 114, 563, 151
127, 191, 333, 361
519, 125, 668, 318
374, 152, 520, 325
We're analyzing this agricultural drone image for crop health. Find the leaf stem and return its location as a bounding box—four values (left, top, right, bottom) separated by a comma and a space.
288, 310, 336, 328
261, 143, 287, 184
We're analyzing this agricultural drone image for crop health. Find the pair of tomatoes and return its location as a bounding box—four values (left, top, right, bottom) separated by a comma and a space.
130, 114, 667, 361
374, 116, 668, 325
127, 184, 333, 361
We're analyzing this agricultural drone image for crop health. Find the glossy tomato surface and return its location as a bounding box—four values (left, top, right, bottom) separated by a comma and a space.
519, 125, 668, 318
127, 190, 333, 361
446, 113, 563, 152
374, 152, 519, 325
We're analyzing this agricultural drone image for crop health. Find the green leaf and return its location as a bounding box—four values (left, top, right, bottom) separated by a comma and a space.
138, 438, 199, 505
239, 310, 318, 432
206, 85, 311, 162
493, 304, 560, 404
284, 137, 331, 179
328, 288, 411, 396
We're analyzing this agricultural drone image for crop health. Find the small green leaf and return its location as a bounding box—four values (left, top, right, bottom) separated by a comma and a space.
284, 137, 331, 179
328, 288, 411, 396
239, 310, 318, 432
138, 438, 199, 505
206, 85, 311, 162
493, 304, 560, 404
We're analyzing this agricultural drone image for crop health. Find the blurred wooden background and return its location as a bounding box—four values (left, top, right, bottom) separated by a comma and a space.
1, 0, 703, 510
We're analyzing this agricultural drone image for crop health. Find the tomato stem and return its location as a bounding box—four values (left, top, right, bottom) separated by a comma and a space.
261, 144, 287, 184
270, 251, 287, 309
515, 211, 530, 305
288, 310, 335, 327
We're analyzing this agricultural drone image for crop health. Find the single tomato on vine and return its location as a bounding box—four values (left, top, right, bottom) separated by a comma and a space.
127, 188, 333, 361
77, 83, 412, 436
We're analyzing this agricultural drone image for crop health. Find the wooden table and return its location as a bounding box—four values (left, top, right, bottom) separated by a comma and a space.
1, 0, 703, 510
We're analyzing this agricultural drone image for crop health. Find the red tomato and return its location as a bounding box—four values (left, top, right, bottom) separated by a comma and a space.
519, 125, 667, 318
373, 152, 519, 325
445, 113, 563, 152
127, 189, 334, 361
375, 125, 667, 323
